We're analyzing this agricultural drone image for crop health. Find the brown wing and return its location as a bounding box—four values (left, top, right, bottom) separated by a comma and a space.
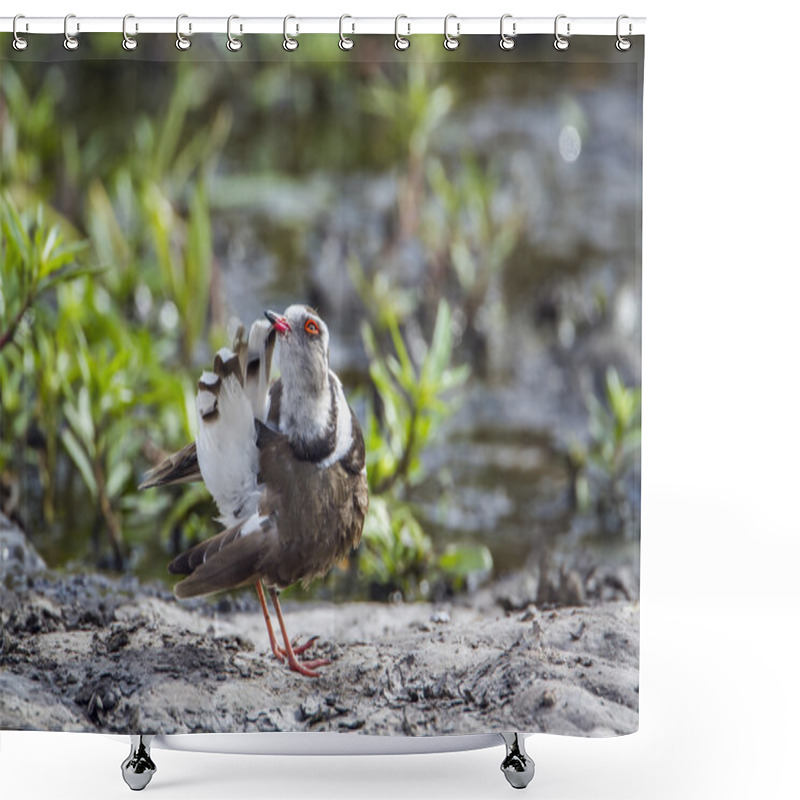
138, 441, 200, 489
168, 512, 279, 598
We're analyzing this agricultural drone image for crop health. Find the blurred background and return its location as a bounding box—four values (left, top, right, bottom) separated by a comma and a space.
0, 34, 641, 605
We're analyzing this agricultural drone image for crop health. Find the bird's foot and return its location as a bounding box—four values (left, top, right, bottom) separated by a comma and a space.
276, 636, 330, 677
273, 634, 320, 662
279, 635, 319, 657
285, 652, 331, 678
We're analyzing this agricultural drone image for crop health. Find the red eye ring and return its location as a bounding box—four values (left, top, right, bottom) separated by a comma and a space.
304, 319, 320, 335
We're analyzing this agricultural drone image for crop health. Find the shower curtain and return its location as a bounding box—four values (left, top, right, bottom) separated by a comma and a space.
1, 24, 643, 740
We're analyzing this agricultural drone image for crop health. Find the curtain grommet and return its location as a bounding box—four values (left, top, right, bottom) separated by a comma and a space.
64, 13, 79, 51
394, 15, 410, 51
176, 14, 191, 51
499, 14, 516, 51
227, 15, 243, 52
616, 15, 632, 51
444, 14, 460, 51
283, 15, 299, 51
122, 14, 138, 51
339, 14, 355, 51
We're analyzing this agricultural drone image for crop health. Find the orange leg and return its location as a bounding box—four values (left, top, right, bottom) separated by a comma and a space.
254, 580, 284, 663
269, 588, 331, 678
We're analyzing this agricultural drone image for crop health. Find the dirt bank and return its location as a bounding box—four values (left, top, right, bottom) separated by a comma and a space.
1, 515, 638, 737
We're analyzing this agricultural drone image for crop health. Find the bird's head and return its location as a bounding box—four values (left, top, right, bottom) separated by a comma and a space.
264, 305, 330, 394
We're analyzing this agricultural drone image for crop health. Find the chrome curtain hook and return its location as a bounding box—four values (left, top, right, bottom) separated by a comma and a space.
227, 15, 243, 51
122, 14, 138, 51
394, 15, 410, 51
64, 13, 79, 51
283, 15, 299, 51
616, 14, 632, 51
554, 14, 570, 51
339, 14, 354, 51
176, 14, 191, 50
444, 14, 460, 51
499, 14, 516, 51
12, 14, 28, 51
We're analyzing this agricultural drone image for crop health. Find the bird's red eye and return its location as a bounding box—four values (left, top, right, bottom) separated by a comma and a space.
304, 319, 320, 336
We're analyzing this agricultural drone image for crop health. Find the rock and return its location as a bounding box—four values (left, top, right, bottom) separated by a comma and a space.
0, 513, 47, 578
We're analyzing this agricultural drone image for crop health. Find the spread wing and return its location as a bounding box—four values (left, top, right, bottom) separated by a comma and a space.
139, 320, 276, 491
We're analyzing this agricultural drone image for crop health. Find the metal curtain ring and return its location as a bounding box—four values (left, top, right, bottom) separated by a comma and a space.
616, 14, 632, 51
122, 14, 138, 51
176, 14, 191, 50
499, 14, 516, 51
227, 15, 243, 51
394, 15, 410, 51
339, 14, 354, 50
283, 15, 299, 51
554, 14, 570, 51
64, 13, 79, 51
12, 14, 28, 51
444, 14, 460, 51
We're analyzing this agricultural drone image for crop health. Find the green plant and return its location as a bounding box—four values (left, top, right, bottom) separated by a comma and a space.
1, 63, 236, 571
569, 367, 641, 536
1, 198, 96, 524
358, 496, 432, 596
366, 60, 454, 237
421, 156, 523, 377
424, 156, 521, 305
347, 265, 493, 597
362, 295, 469, 495
0, 65, 67, 200
588, 367, 641, 476
0, 198, 93, 353
83, 66, 231, 364
0, 195, 204, 569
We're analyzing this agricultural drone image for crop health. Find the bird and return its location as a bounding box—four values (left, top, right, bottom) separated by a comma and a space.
140, 305, 368, 677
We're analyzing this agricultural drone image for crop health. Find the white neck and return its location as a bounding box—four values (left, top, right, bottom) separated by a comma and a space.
280, 369, 334, 444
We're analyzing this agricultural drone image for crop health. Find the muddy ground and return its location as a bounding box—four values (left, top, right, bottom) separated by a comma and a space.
1, 515, 638, 737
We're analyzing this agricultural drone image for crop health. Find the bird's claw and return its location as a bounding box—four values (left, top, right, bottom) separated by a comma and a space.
287, 656, 331, 678
289, 635, 320, 656
273, 635, 320, 661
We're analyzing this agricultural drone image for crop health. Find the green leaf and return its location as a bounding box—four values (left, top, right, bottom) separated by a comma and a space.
106, 458, 133, 500
438, 544, 494, 578
61, 428, 98, 499
62, 388, 95, 453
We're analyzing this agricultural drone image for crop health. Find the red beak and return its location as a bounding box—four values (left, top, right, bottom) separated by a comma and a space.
264, 310, 291, 333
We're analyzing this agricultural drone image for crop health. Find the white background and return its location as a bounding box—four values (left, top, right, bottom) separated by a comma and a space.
2, 1, 799, 798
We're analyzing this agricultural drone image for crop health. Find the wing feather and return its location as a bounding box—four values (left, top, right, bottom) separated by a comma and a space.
168, 512, 278, 598
138, 441, 200, 489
